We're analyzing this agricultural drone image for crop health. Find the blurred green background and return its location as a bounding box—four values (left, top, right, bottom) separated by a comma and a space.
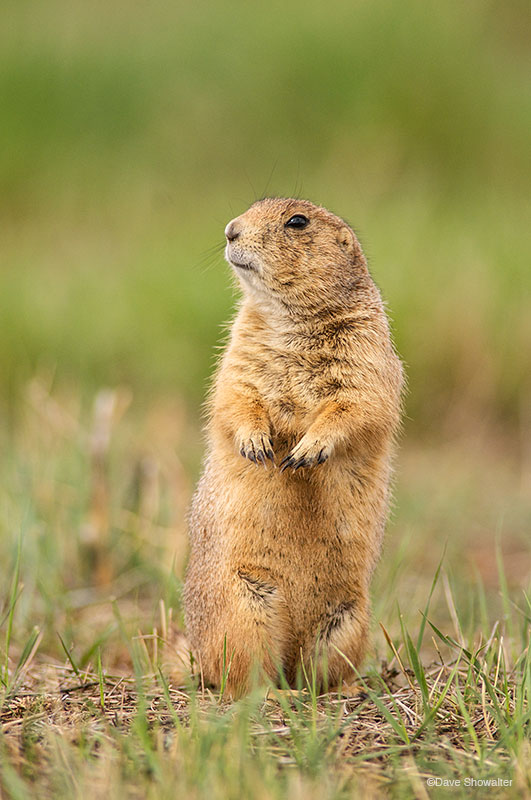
2, 0, 530, 442
0, 0, 529, 700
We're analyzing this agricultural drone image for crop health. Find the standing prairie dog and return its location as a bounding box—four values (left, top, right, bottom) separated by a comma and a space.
183, 198, 404, 696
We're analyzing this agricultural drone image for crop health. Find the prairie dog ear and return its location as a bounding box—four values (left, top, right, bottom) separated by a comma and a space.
337, 225, 355, 253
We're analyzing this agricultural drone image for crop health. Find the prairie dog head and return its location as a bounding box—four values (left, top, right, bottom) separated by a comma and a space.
224, 198, 367, 315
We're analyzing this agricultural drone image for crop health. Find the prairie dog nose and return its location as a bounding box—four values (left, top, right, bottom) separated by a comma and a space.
225, 219, 241, 242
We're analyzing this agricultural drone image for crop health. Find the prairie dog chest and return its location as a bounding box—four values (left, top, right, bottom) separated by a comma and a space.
247, 335, 338, 435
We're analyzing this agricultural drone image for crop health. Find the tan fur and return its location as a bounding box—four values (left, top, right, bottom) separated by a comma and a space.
183, 198, 404, 696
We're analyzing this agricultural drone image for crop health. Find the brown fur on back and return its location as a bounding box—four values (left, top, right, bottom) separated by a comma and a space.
183, 198, 404, 695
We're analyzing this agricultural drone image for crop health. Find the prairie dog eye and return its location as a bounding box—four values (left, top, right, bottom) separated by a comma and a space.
285, 214, 309, 229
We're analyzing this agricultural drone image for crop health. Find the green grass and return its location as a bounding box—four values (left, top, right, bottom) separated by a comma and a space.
0, 393, 529, 798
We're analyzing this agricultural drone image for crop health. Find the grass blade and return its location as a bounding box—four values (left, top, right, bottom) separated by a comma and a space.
416, 544, 446, 651
57, 632, 81, 679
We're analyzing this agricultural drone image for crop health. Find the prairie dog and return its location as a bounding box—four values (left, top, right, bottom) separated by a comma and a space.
183, 198, 404, 695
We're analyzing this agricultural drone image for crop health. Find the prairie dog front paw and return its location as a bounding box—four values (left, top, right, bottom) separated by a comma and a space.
280, 436, 332, 472
238, 432, 275, 465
